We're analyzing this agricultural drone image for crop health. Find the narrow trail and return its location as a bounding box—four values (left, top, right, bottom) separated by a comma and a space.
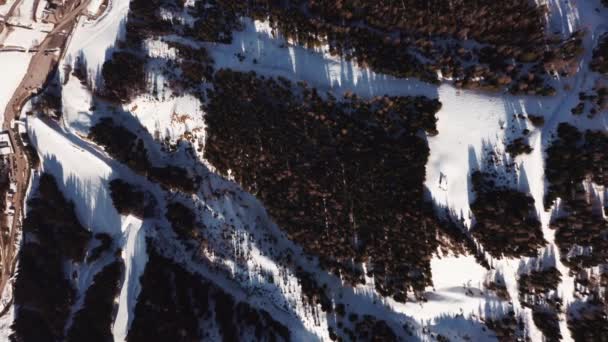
0, 0, 93, 306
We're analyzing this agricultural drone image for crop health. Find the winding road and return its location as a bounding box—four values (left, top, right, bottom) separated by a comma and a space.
0, 0, 93, 306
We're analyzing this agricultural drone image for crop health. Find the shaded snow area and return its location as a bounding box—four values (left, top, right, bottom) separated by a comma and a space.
28, 117, 119, 232
208, 19, 438, 99
27, 115, 152, 340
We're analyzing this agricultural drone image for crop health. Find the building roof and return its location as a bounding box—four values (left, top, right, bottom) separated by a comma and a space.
0, 132, 13, 155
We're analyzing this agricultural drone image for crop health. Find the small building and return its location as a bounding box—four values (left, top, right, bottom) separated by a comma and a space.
0, 132, 14, 155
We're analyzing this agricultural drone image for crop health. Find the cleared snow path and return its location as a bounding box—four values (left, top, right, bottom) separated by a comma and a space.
113, 215, 148, 342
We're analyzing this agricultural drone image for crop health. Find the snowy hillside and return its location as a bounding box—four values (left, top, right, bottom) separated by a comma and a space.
0, 0, 607, 341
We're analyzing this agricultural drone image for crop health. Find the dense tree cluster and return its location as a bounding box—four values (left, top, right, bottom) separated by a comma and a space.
124, 0, 584, 93
205, 69, 442, 300
435, 216, 489, 268
127, 243, 290, 342
123, 0, 588, 95
109, 179, 157, 218
177, 0, 585, 94
543, 123, 608, 342
564, 259, 608, 341
329, 312, 401, 341
189, 1, 242, 44
506, 137, 533, 156
126, 0, 175, 46
470, 171, 545, 258
571, 87, 608, 118
352, 316, 398, 342
31, 90, 62, 118
545, 123, 608, 324
591, 33, 608, 74
485, 311, 528, 342
567, 299, 608, 342
66, 261, 124, 342
10, 174, 91, 341
527, 114, 545, 127
545, 123, 608, 208
166, 41, 215, 89
89, 118, 149, 171
295, 269, 332, 313
101, 51, 146, 103
518, 268, 563, 342
549, 191, 608, 271
89, 118, 198, 192
165, 201, 201, 241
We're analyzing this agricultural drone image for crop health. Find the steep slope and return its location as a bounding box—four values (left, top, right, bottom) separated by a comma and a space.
0, 0, 606, 341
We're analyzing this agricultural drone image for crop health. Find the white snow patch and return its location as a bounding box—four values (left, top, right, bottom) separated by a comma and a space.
0, 51, 31, 124
385, 255, 497, 324
27, 116, 120, 234
62, 0, 130, 89
8, 0, 36, 27
86, 0, 106, 16
2, 26, 45, 47
113, 215, 148, 342
0, 0, 16, 16
126, 93, 206, 143
61, 75, 95, 135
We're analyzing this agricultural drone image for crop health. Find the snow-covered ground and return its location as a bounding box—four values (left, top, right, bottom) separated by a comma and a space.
0, 0, 16, 17
2, 26, 44, 47
62, 0, 129, 90
0, 51, 30, 123
5, 0, 606, 340
113, 215, 147, 342
86, 0, 106, 16
28, 116, 120, 232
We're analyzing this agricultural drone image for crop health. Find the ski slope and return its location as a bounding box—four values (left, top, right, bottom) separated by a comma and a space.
2, 0, 606, 340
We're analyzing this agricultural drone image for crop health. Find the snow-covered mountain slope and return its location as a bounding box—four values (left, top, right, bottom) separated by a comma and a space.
0, 0, 607, 341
